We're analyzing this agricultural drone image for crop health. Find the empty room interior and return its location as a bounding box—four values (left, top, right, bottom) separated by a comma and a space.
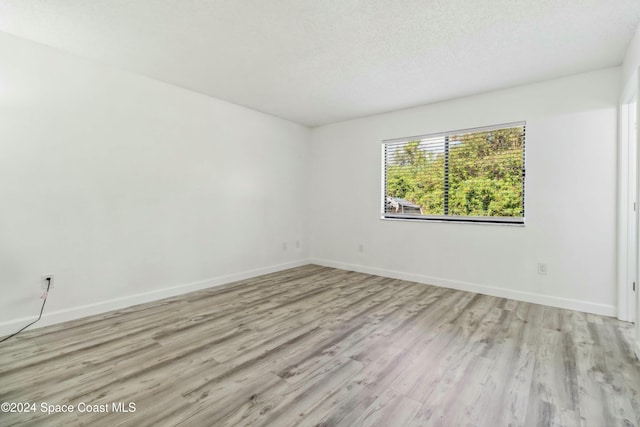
2, 1, 640, 426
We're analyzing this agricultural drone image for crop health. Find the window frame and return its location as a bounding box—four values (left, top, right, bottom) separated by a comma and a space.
381, 121, 526, 225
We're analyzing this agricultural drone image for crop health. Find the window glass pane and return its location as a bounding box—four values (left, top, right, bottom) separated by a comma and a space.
385, 140, 445, 216
383, 123, 525, 223
448, 128, 524, 218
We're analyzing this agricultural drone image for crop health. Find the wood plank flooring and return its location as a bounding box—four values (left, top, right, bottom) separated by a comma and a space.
0, 265, 639, 426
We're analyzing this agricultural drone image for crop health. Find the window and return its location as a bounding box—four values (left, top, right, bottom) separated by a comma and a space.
382, 122, 525, 224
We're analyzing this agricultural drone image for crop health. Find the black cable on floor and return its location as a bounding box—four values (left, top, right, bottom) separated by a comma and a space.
0, 279, 51, 344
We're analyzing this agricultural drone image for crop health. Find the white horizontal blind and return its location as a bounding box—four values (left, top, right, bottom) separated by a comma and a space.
383, 122, 525, 224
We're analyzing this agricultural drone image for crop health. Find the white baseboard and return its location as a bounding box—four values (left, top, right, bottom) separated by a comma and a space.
0, 259, 310, 338
310, 258, 616, 317
2, 257, 618, 339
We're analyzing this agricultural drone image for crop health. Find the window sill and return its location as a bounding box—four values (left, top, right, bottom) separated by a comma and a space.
380, 216, 525, 226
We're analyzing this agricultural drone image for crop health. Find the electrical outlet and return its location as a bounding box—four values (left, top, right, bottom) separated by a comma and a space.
358, 244, 364, 253
282, 242, 287, 251
537, 263, 548, 275
296, 240, 300, 249
41, 274, 54, 290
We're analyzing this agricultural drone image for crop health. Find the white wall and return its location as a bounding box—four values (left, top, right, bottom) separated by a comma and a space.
621, 24, 640, 358
310, 67, 620, 316
0, 32, 310, 335
623, 24, 640, 95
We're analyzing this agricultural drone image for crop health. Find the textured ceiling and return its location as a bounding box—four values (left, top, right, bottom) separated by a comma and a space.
0, 0, 639, 126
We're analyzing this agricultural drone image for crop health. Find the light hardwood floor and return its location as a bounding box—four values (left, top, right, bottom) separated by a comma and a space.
1, 265, 639, 426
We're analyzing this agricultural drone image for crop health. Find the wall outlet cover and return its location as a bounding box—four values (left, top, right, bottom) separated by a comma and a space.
41, 274, 55, 290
